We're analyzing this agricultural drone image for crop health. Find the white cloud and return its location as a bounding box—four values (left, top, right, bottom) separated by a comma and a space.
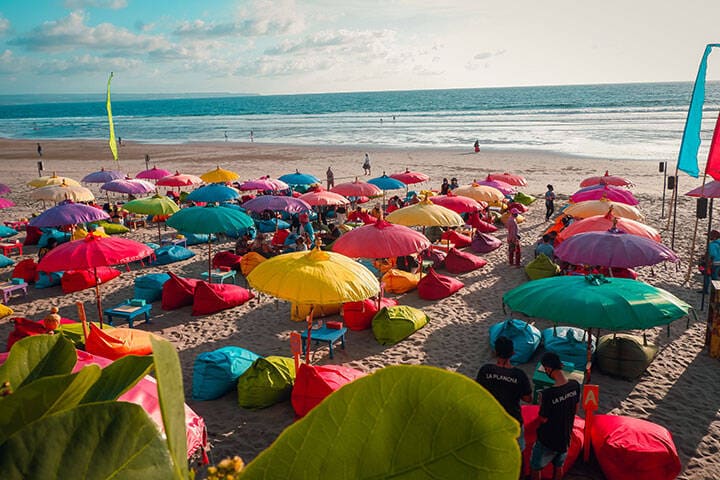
64, 0, 128, 9
41, 54, 140, 74
0, 50, 25, 74
0, 15, 10, 35
265, 29, 397, 56
466, 49, 506, 70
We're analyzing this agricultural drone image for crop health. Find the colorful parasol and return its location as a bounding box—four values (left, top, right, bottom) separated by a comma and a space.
279, 171, 321, 185
558, 213, 661, 243
101, 179, 156, 195
332, 219, 431, 258
156, 172, 203, 188
331, 179, 383, 198
563, 200, 643, 220
136, 166, 172, 180
390, 169, 430, 185
299, 190, 350, 207
453, 184, 505, 206
570, 184, 639, 206
487, 172, 527, 187
123, 195, 180, 242
82, 168, 125, 184
429, 192, 485, 214
186, 184, 240, 203
386, 196, 464, 227
28, 173, 81, 188
200, 166, 240, 184
29, 200, 109, 228
579, 171, 633, 188
241, 195, 311, 214
0, 198, 15, 209
30, 182, 95, 203
239, 177, 289, 191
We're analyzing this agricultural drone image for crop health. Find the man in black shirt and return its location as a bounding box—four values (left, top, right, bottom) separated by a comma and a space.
476, 336, 532, 452
531, 352, 580, 480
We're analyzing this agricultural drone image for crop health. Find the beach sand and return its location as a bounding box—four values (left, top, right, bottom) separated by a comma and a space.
0, 138, 718, 479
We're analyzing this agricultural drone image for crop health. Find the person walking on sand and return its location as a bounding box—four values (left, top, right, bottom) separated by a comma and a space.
37, 143, 42, 157
507, 208, 521, 266
326, 166, 335, 189
545, 184, 556, 222
363, 153, 371, 175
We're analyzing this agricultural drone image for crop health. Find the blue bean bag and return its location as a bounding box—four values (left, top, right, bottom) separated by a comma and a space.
178, 232, 216, 245
542, 326, 596, 369
144, 242, 161, 250
0, 254, 14, 268
36, 271, 63, 289
134, 273, 171, 302
152, 245, 195, 265
0, 225, 18, 238
193, 346, 262, 401
256, 219, 290, 233
38, 228, 71, 248
489, 319, 541, 365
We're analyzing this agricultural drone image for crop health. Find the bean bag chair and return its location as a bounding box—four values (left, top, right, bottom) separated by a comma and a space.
161, 272, 199, 310
236, 356, 296, 409
373, 258, 396, 275
35, 270, 63, 289
134, 273, 171, 303
12, 259, 37, 283
192, 346, 262, 401
417, 267, 463, 300
440, 230, 472, 248
591, 415, 681, 480
525, 254, 560, 280
444, 248, 487, 274
470, 231, 502, 254
357, 258, 380, 277
342, 297, 399, 331
0, 304, 13, 320
179, 232, 215, 245
489, 319, 541, 365
542, 327, 595, 369
70, 226, 90, 241
372, 305, 429, 345
0, 225, 18, 238
501, 211, 525, 225
38, 228, 71, 248
522, 405, 585, 479
290, 303, 341, 322
87, 225, 109, 238
596, 333, 658, 379
61, 267, 121, 293
24, 226, 42, 246
145, 242, 161, 251
6, 317, 83, 351
152, 245, 195, 266
85, 323, 155, 360
271, 229, 290, 247
95, 220, 130, 235
0, 254, 14, 268
467, 214, 498, 233
381, 268, 420, 294
507, 201, 529, 213
513, 192, 536, 205
212, 251, 242, 271
192, 281, 255, 316
240, 251, 266, 276
420, 248, 447, 269
291, 363, 366, 418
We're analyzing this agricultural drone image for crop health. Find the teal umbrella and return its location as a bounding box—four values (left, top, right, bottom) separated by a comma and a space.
167, 204, 254, 281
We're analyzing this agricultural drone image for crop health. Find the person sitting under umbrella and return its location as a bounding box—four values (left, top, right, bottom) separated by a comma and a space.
702, 229, 720, 294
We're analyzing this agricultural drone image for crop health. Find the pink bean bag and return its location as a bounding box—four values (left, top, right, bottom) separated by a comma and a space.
342, 297, 399, 331
291, 363, 366, 418
591, 414, 681, 480
192, 281, 255, 316
212, 251, 242, 270
417, 267, 463, 300
161, 272, 199, 310
61, 267, 121, 293
522, 405, 585, 479
444, 248, 487, 274
467, 212, 498, 233
470, 231, 503, 254
440, 230, 472, 248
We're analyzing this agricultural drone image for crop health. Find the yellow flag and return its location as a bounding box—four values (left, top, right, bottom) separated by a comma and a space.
106, 72, 118, 162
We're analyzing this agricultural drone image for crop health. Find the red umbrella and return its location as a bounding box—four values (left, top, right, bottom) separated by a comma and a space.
0, 198, 15, 209
156, 172, 203, 187
686, 180, 720, 198
299, 190, 350, 207
331, 219, 431, 258
331, 179, 382, 197
136, 166, 172, 180
570, 184, 639, 206
38, 233, 154, 325
558, 213, 661, 243
580, 170, 633, 188
487, 172, 527, 187
429, 192, 486, 214
390, 169, 430, 185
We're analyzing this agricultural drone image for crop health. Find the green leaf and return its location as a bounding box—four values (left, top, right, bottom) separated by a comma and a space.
0, 334, 76, 390
81, 355, 154, 404
150, 337, 189, 480
241, 365, 521, 480
0, 402, 175, 480
0, 365, 101, 445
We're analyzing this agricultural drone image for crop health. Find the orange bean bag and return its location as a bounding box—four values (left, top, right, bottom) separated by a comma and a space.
440, 230, 472, 248
61, 267, 121, 293
85, 322, 155, 360
161, 272, 199, 310
417, 267, 463, 300
192, 281, 255, 316
240, 251, 266, 276
381, 268, 420, 294
342, 297, 399, 331
291, 363, 366, 418
444, 248, 487, 274
522, 405, 585, 479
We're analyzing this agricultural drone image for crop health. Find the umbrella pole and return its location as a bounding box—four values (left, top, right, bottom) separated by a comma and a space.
95, 267, 104, 327
305, 306, 315, 364
208, 240, 213, 283
585, 329, 592, 383
157, 222, 162, 244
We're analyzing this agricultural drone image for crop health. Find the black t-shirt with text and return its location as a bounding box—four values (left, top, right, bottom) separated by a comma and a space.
476, 364, 531, 425
537, 380, 581, 453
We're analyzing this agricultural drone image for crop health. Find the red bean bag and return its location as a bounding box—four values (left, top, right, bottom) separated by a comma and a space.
13, 258, 38, 284
192, 281, 255, 316
591, 415, 681, 480
161, 272, 199, 310
440, 230, 472, 248
6, 317, 76, 351
212, 251, 242, 270
417, 268, 463, 300
24, 226, 42, 246
61, 267, 121, 293
470, 232, 503, 254
291, 363, 366, 418
342, 297, 399, 331
444, 248, 487, 274
522, 405, 585, 479
467, 212, 498, 233
271, 229, 290, 247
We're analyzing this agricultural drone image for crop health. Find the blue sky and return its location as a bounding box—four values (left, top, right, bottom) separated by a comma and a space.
2, 0, 720, 95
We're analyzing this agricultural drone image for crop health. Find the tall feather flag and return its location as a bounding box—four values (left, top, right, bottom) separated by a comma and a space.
677, 44, 720, 178
705, 112, 720, 180
106, 72, 118, 163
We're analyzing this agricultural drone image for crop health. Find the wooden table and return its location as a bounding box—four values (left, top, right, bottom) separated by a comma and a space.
0, 281, 28, 304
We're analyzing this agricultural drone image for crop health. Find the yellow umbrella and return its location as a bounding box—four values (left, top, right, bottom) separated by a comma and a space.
454, 183, 505, 206
200, 165, 240, 183
28, 173, 81, 188
31, 182, 95, 203
563, 200, 643, 220
385, 197, 464, 227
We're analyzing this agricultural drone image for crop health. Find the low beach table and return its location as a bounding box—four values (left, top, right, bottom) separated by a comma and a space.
301, 325, 348, 359
0, 281, 28, 304
161, 237, 188, 248
4, 220, 28, 231
104, 301, 152, 328
0, 242, 22, 256
431, 242, 454, 253
200, 269, 237, 284
532, 361, 585, 403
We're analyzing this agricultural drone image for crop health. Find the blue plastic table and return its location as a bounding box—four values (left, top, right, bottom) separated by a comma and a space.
301, 325, 347, 359
104, 301, 152, 328
200, 269, 237, 284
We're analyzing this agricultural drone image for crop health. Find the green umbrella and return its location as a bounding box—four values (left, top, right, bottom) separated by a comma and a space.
123, 194, 180, 243
166, 204, 254, 281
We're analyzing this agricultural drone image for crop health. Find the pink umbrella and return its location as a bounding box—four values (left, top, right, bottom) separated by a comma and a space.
558, 213, 661, 243
487, 172, 527, 187
570, 184, 639, 206
390, 169, 430, 185
82, 168, 125, 184
476, 175, 516, 195
686, 180, 720, 198
239, 177, 289, 191
429, 192, 485, 214
332, 219, 431, 258
136, 166, 172, 180
101, 179, 156, 195
580, 171, 633, 188
157, 172, 203, 187
241, 195, 311, 214
0, 183, 11, 195
331, 179, 382, 197
0, 197, 15, 209
299, 190, 350, 207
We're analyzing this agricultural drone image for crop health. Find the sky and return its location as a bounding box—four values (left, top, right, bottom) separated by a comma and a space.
1, 0, 720, 95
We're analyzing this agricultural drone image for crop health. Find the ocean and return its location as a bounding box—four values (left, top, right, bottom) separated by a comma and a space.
1, 82, 719, 161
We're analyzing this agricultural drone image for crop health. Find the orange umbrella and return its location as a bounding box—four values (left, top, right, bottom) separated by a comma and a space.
558, 213, 661, 243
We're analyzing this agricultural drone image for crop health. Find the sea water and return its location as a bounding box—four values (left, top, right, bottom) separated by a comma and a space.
1, 82, 719, 161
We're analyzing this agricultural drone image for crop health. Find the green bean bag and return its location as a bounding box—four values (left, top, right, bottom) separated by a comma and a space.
236, 356, 296, 409
596, 333, 658, 380
513, 192, 536, 205
95, 220, 130, 235
372, 306, 429, 345
524, 254, 560, 280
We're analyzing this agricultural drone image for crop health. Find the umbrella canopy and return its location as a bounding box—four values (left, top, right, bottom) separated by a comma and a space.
429, 192, 485, 214
386, 197, 464, 227
368, 174, 407, 191
30, 182, 95, 203
241, 195, 311, 214
685, 180, 720, 198
156, 172, 203, 187
558, 213, 661, 243
570, 184, 639, 206
239, 177, 289, 191
82, 169, 125, 184
123, 195, 180, 216
279, 171, 321, 185
331, 179, 383, 198
0, 198, 15, 209
200, 166, 240, 184
390, 169, 430, 185
454, 184, 505, 206
487, 172, 527, 187
554, 230, 678, 268
580, 171, 633, 188
100, 179, 156, 195
0, 183, 10, 195
136, 166, 172, 180
28, 174, 81, 188
299, 190, 350, 207
29, 201, 110, 228
503, 275, 692, 331
563, 200, 643, 220
332, 219, 431, 258
186, 184, 240, 203
476, 176, 516, 195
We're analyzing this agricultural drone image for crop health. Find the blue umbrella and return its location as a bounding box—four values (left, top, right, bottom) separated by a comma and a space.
256, 218, 290, 233
368, 175, 406, 191
187, 184, 240, 203
278, 171, 321, 185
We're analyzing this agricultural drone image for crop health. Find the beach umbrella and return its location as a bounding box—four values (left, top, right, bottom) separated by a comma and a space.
100, 179, 156, 196
186, 184, 240, 203
166, 204, 254, 280
157, 172, 203, 188
241, 195, 311, 214
279, 171, 321, 185
82, 168, 125, 184
136, 166, 172, 180
28, 173, 81, 188
390, 169, 430, 185
30, 182, 95, 203
29, 200, 110, 228
454, 184, 505, 206
332, 219, 431, 258
685, 180, 720, 198
487, 172, 527, 187
368, 174, 406, 191
386, 197, 464, 227
123, 195, 180, 242
0, 198, 15, 209
38, 233, 154, 325
570, 184, 639, 206
331, 179, 383, 198
563, 200, 643, 220
580, 171, 633, 188
558, 213, 660, 243
476, 176, 516, 195
200, 165, 240, 184
429, 192, 485, 214
554, 229, 679, 269
239, 177, 289, 191
0, 183, 11, 195
299, 190, 350, 207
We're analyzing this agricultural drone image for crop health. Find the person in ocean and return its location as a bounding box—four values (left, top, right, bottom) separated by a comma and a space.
363, 153, 371, 175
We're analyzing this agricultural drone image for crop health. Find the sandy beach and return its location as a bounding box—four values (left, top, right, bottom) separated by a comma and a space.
0, 138, 718, 479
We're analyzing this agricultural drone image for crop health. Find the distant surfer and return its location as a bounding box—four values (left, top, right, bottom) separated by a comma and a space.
474, 139, 480, 153
224, 131, 228, 142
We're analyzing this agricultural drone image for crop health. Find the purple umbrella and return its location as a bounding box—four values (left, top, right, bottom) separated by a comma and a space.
570, 184, 639, 206
136, 166, 172, 180
241, 195, 311, 214
101, 179, 156, 195
0, 183, 10, 195
554, 229, 678, 269
29, 200, 110, 228
476, 176, 515, 195
0, 198, 15, 209
686, 180, 720, 198
82, 168, 125, 184
239, 177, 289, 191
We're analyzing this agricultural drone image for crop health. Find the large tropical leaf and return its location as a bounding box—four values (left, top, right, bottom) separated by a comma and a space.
0, 334, 76, 390
81, 355, 154, 404
241, 365, 520, 479
0, 402, 175, 480
150, 337, 189, 480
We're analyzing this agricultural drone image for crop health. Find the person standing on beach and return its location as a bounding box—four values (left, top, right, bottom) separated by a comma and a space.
702, 229, 720, 293
531, 352, 580, 480
37, 143, 42, 157
326, 166, 335, 189
440, 178, 450, 195
363, 153, 371, 175
506, 208, 521, 266
545, 185, 556, 222
476, 336, 532, 453
474, 139, 480, 153
250, 130, 254, 142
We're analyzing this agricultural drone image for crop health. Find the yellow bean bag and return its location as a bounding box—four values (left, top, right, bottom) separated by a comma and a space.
0, 303, 13, 319
71, 227, 89, 241
381, 268, 420, 294
290, 303, 342, 322
500, 212, 525, 225
240, 251, 266, 276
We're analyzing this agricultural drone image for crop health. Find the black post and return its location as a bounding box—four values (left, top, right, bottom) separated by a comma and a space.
702, 198, 714, 311
660, 161, 668, 218
671, 175, 679, 250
